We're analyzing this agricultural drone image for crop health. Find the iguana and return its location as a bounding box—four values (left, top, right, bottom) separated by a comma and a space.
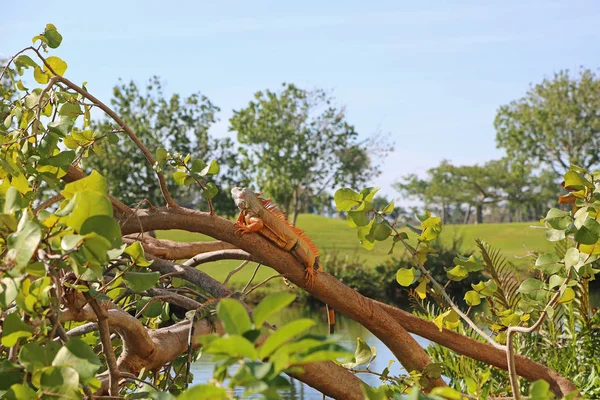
231, 187, 335, 334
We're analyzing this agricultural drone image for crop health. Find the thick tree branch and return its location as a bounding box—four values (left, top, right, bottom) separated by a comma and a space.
122, 234, 238, 260
118, 206, 446, 389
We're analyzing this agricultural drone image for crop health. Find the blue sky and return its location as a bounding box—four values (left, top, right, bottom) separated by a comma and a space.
3, 1, 599, 200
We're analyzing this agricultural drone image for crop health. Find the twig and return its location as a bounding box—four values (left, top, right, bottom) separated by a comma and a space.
242, 263, 262, 293
244, 274, 283, 297
223, 260, 250, 285
505, 275, 569, 399
85, 295, 120, 396
34, 193, 64, 214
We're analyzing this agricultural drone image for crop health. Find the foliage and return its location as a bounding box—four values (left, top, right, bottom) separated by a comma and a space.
84, 76, 237, 215
0, 25, 351, 400
230, 83, 390, 224
395, 158, 558, 224
495, 68, 600, 174
186, 294, 352, 399
336, 164, 600, 397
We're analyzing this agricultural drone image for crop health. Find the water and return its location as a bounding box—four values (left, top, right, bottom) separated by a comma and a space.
190, 306, 431, 399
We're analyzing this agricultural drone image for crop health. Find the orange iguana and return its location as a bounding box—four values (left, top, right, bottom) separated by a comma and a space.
231, 187, 335, 333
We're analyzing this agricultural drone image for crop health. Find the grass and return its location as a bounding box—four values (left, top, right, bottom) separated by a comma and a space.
155, 214, 552, 288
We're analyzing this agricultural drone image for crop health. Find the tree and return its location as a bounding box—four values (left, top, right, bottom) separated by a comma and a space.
0, 25, 589, 400
85, 76, 237, 215
495, 68, 600, 175
230, 83, 387, 225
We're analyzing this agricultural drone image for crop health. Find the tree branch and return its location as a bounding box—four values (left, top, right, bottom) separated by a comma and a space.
118, 206, 446, 390
122, 234, 238, 260
85, 296, 120, 396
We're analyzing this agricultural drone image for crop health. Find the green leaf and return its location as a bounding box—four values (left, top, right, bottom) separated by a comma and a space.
200, 160, 220, 176
360, 187, 379, 203
464, 290, 481, 306
80, 233, 112, 271
202, 182, 219, 199
124, 242, 153, 267
558, 287, 575, 304
564, 248, 579, 270
372, 221, 392, 241
58, 103, 82, 118
544, 208, 571, 230
61, 234, 84, 251
34, 66, 49, 84
173, 171, 190, 186
190, 159, 206, 173
46, 150, 76, 167
19, 342, 60, 372
0, 361, 23, 391
347, 210, 369, 227
446, 265, 469, 281
47, 115, 74, 136
66, 191, 113, 232
341, 337, 373, 368
548, 275, 564, 290
156, 147, 168, 162
396, 268, 416, 286
517, 278, 544, 294
39, 366, 79, 398
574, 217, 600, 245
5, 221, 41, 270
334, 188, 362, 211
564, 170, 593, 190
529, 379, 554, 399
204, 335, 258, 359
122, 272, 160, 292
217, 298, 252, 335
43, 24, 63, 48
136, 297, 163, 318
382, 201, 394, 214
61, 170, 108, 199
258, 319, 316, 359
44, 56, 68, 76
3, 187, 21, 214
52, 338, 101, 384
177, 384, 228, 400
5, 383, 37, 400
535, 253, 563, 274
80, 215, 123, 248
253, 292, 296, 328
0, 277, 22, 307
1, 313, 34, 347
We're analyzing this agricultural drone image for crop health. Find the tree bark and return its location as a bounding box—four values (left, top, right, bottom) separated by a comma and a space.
476, 204, 483, 224
463, 204, 471, 225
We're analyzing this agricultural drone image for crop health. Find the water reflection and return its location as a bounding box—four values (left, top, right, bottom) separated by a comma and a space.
191, 306, 431, 399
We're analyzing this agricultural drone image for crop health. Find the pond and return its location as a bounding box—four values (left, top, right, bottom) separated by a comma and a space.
190, 305, 431, 399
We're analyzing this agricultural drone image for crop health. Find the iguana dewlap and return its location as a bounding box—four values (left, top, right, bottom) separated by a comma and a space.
231, 187, 322, 288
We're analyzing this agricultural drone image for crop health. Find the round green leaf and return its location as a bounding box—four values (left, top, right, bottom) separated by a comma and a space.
52, 338, 101, 384
122, 271, 160, 292
334, 188, 362, 211
395, 268, 416, 286
80, 215, 123, 249
464, 290, 481, 306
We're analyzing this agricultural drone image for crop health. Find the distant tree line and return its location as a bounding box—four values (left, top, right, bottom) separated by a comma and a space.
393, 68, 600, 224
84, 68, 600, 225
85, 80, 391, 222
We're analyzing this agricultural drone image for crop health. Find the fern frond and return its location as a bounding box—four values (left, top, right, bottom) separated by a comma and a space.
476, 239, 520, 311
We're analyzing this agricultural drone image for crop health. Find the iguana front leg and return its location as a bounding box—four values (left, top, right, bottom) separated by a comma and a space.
234, 213, 264, 235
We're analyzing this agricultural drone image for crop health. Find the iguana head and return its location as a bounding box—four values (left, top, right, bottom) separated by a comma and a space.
231, 187, 260, 211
